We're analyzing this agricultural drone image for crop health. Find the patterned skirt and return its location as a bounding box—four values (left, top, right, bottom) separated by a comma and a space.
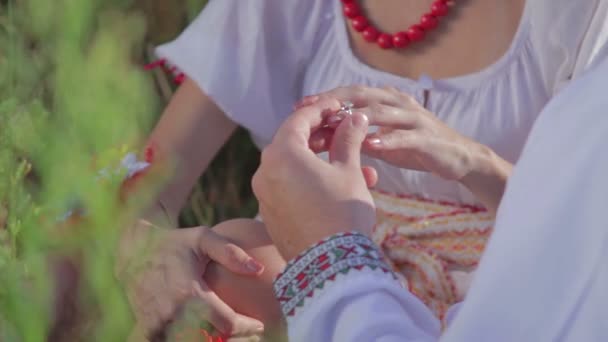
371, 190, 494, 320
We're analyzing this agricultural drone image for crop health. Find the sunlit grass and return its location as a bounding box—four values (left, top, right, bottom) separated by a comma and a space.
1, 0, 260, 339
1, 0, 154, 339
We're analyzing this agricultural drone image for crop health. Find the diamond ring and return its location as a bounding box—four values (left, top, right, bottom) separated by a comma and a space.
337, 100, 354, 116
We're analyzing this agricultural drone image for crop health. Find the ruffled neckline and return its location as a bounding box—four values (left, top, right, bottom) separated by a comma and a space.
331, 0, 532, 93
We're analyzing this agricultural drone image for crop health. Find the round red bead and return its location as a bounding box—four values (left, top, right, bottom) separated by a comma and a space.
348, 0, 455, 49
174, 73, 185, 85
406, 25, 425, 42
144, 145, 156, 163
377, 33, 394, 49
420, 14, 439, 30
362, 26, 379, 42
431, 1, 449, 16
392, 32, 410, 48
352, 16, 369, 32
343, 3, 360, 19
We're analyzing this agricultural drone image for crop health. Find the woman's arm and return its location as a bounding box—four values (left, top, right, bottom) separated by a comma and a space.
144, 77, 237, 225
460, 144, 513, 214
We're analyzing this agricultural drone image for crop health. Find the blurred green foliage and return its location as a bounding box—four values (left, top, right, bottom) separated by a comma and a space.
0, 0, 259, 340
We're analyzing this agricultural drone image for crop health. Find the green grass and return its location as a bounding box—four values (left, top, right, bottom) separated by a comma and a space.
0, 0, 258, 339
179, 126, 260, 227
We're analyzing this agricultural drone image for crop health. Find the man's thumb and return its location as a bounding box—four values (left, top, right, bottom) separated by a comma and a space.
329, 112, 369, 167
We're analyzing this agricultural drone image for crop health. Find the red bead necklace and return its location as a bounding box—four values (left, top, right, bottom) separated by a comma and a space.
341, 0, 454, 49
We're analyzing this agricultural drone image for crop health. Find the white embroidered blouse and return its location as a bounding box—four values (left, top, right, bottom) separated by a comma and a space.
156, 0, 608, 205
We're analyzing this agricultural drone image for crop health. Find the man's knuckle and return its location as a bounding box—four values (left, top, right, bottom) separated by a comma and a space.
251, 172, 261, 196
260, 147, 273, 165
266, 145, 289, 166
324, 97, 343, 111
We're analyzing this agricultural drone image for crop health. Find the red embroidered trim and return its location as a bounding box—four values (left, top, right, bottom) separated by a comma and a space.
144, 58, 186, 85
273, 232, 397, 318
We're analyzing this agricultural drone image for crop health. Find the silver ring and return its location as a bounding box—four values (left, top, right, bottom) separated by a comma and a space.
337, 100, 354, 116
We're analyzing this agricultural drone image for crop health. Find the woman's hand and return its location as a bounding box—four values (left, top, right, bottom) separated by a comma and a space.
116, 220, 266, 340
299, 86, 512, 212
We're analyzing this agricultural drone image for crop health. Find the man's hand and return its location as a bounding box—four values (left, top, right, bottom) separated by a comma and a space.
116, 221, 266, 340
252, 99, 377, 260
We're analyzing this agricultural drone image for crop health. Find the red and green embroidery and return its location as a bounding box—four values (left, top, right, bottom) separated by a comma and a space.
274, 232, 396, 318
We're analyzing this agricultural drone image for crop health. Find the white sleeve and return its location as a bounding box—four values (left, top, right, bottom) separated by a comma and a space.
273, 233, 441, 342
444, 56, 608, 342
570, 0, 608, 77
530, 0, 608, 94
277, 59, 608, 342
155, 0, 327, 145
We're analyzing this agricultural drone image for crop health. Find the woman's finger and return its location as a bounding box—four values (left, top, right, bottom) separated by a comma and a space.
363, 130, 422, 152
361, 166, 378, 188
357, 104, 422, 130
315, 86, 406, 108
276, 98, 342, 146
293, 95, 320, 110
191, 281, 265, 337
308, 127, 334, 153
323, 104, 421, 132
197, 228, 265, 276
362, 130, 425, 170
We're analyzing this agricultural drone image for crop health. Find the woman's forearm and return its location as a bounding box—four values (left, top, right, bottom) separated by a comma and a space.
144, 78, 237, 222
461, 144, 513, 214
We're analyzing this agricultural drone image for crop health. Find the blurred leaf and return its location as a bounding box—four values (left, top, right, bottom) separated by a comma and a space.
0, 0, 261, 340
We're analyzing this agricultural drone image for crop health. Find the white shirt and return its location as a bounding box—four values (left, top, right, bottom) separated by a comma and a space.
275, 51, 608, 342
157, 0, 608, 204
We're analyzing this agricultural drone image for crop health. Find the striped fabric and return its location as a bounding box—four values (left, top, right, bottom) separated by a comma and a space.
371, 190, 494, 320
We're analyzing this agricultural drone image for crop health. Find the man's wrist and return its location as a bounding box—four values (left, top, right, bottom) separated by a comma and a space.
141, 199, 177, 229
273, 232, 396, 319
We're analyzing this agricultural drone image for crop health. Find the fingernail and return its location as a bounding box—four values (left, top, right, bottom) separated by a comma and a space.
327, 115, 343, 125
367, 137, 382, 145
308, 95, 320, 103
246, 258, 264, 273
294, 95, 319, 109
352, 113, 368, 128
255, 324, 265, 333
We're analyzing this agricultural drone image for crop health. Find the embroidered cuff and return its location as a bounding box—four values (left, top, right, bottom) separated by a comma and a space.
273, 232, 396, 318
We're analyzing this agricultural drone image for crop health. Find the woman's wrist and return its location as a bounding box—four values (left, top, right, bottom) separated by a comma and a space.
461, 143, 513, 213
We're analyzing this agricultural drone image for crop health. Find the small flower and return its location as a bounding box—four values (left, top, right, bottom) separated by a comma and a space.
120, 152, 150, 179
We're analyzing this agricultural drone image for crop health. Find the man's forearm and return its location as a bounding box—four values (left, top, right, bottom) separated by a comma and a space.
273, 232, 441, 342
